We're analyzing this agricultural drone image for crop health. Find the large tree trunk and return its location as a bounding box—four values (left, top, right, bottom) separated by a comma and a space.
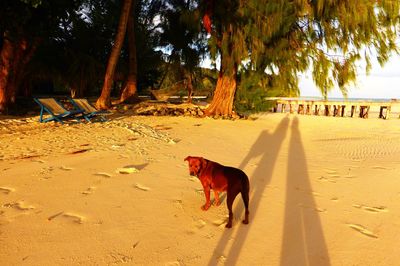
0, 35, 40, 113
204, 70, 237, 116
205, 24, 238, 117
116, 1, 138, 104
96, 0, 133, 110
0, 36, 14, 113
8, 38, 38, 102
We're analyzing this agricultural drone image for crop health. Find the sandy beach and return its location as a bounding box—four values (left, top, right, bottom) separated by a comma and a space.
1, 112, 400, 265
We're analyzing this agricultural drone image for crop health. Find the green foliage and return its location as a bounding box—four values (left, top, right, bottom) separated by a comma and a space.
205, 0, 400, 99
19, 0, 42, 8
234, 72, 272, 113
2, 0, 399, 108
235, 68, 300, 113
2, 0, 166, 97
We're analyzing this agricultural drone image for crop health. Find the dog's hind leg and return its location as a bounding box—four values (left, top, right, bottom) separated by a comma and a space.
241, 190, 250, 224
225, 190, 239, 228
241, 175, 250, 225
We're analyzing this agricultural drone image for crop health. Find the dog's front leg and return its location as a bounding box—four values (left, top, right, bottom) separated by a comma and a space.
213, 190, 221, 206
201, 187, 211, 210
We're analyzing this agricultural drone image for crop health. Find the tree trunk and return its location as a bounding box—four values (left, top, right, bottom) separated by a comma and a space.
186, 73, 193, 103
96, 0, 133, 110
8, 39, 28, 103
0, 36, 14, 113
0, 34, 40, 113
6, 38, 39, 106
204, 48, 237, 117
116, 1, 138, 104
204, 70, 237, 116
205, 23, 238, 117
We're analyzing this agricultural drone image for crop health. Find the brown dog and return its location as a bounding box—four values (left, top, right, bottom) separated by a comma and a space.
184, 156, 250, 228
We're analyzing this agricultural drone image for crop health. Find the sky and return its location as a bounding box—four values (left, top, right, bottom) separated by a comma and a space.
299, 53, 400, 99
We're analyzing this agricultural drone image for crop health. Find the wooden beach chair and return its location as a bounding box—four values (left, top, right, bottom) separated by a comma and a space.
34, 98, 85, 124
68, 98, 109, 122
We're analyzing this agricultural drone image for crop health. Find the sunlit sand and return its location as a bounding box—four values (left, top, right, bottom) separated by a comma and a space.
1, 113, 400, 265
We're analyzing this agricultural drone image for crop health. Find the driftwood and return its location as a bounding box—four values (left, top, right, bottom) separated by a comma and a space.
132, 102, 205, 117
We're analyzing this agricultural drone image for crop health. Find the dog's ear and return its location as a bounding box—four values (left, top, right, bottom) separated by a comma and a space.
200, 157, 207, 170
184, 156, 191, 162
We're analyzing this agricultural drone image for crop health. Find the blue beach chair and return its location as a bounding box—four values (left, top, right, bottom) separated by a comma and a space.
34, 98, 85, 124
68, 98, 109, 122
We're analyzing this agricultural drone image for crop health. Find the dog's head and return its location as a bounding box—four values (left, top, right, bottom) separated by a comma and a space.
184, 156, 207, 177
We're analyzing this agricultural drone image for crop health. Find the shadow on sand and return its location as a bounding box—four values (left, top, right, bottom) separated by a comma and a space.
279, 116, 330, 265
207, 116, 289, 265
208, 116, 330, 265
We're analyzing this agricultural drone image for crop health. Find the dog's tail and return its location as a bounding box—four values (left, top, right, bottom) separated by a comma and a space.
240, 173, 250, 211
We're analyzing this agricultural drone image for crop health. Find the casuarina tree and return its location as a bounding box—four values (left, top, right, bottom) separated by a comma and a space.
202, 0, 400, 117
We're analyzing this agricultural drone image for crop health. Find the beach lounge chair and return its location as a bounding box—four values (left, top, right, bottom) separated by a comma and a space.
34, 98, 86, 124
68, 98, 109, 122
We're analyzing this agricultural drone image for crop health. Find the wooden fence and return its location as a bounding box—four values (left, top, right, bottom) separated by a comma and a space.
267, 98, 400, 119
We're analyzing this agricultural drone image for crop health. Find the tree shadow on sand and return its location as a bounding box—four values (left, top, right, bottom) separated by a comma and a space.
208, 116, 330, 265
207, 116, 290, 265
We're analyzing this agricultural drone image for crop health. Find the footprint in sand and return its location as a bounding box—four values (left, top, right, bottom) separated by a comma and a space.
371, 166, 389, 170
39, 175, 53, 181
2, 201, 36, 220
212, 216, 229, 227
173, 199, 184, 210
94, 172, 112, 178
165, 261, 181, 266
352, 204, 388, 213
324, 169, 338, 175
108, 252, 132, 264
195, 188, 204, 195
295, 187, 322, 197
194, 219, 206, 229
298, 203, 327, 213
318, 176, 337, 183
82, 186, 96, 195
59, 166, 74, 171
116, 167, 139, 174
134, 183, 150, 191
3, 201, 35, 211
0, 186, 15, 194
347, 223, 378, 238
188, 176, 198, 182
48, 212, 86, 224
218, 255, 227, 264
154, 125, 172, 130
